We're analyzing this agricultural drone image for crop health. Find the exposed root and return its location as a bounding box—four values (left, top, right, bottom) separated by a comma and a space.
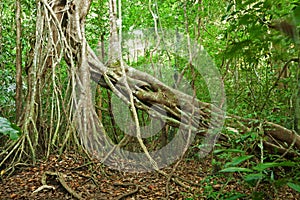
36, 171, 84, 200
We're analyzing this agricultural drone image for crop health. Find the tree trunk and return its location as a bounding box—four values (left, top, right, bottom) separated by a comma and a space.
295, 68, 300, 133
16, 0, 300, 168
50, 0, 300, 155
15, 0, 23, 123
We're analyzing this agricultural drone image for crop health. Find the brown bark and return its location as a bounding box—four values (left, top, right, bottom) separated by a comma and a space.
15, 0, 23, 122
87, 46, 300, 156
34, 0, 300, 158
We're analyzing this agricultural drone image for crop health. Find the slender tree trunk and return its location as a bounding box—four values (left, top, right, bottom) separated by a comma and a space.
295, 61, 300, 133
0, 3, 2, 70
15, 0, 23, 123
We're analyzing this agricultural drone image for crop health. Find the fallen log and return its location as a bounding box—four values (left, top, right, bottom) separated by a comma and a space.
86, 45, 300, 157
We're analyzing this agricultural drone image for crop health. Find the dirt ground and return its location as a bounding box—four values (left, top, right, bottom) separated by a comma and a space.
0, 151, 299, 199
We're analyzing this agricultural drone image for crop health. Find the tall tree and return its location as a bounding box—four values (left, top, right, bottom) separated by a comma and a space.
1, 0, 299, 172
15, 0, 22, 122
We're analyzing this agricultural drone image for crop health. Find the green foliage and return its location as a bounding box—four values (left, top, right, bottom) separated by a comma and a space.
287, 182, 300, 193
252, 161, 296, 171
213, 149, 245, 154
216, 144, 300, 194
0, 69, 16, 114
0, 0, 35, 118
0, 117, 21, 140
219, 0, 299, 127
213, 123, 300, 197
86, 0, 110, 50
220, 159, 297, 183
225, 193, 248, 200
243, 173, 266, 183
219, 167, 253, 173
224, 155, 254, 168
0, 0, 299, 198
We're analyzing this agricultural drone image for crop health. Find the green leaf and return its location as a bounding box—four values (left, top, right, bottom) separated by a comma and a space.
293, 5, 300, 25
226, 3, 234, 12
287, 182, 300, 193
213, 149, 245, 154
253, 161, 296, 171
244, 173, 266, 182
225, 155, 254, 167
239, 14, 252, 25
7, 130, 19, 140
220, 167, 253, 173
0, 117, 21, 140
252, 2, 263, 9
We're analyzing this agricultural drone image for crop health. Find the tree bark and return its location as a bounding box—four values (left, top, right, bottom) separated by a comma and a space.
23, 0, 300, 161
15, 0, 23, 123
87, 45, 300, 154
54, 0, 299, 156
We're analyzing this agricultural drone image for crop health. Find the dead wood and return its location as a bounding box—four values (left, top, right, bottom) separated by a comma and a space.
87, 45, 300, 157
39, 171, 84, 200
36, 0, 299, 161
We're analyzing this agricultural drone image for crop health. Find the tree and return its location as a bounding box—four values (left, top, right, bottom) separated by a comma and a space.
1, 0, 299, 173
15, 0, 22, 123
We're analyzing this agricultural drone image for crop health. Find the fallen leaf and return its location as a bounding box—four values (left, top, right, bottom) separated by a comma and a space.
10, 193, 18, 198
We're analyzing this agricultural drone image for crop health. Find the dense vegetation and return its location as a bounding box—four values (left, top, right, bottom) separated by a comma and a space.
0, 0, 300, 199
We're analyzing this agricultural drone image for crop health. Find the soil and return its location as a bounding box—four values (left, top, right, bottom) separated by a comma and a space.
0, 151, 299, 199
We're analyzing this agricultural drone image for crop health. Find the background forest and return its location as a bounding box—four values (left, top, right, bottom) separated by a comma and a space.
0, 0, 300, 199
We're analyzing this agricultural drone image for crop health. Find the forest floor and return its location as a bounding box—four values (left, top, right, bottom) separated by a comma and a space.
0, 150, 299, 200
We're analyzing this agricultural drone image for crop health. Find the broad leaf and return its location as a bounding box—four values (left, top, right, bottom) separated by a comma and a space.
213, 149, 245, 154
220, 167, 253, 173
244, 173, 266, 182
225, 155, 254, 167
0, 117, 21, 140
287, 182, 300, 193
253, 161, 296, 171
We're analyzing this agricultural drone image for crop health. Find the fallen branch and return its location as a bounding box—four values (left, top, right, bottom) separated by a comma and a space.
32, 185, 55, 194
88, 45, 300, 156
40, 171, 84, 200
